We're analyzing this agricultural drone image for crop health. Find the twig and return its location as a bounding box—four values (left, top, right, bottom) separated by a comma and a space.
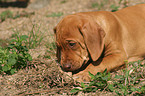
17, 88, 71, 95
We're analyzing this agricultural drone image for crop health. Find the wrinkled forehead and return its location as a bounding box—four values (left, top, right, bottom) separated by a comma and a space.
55, 15, 83, 42
57, 26, 81, 40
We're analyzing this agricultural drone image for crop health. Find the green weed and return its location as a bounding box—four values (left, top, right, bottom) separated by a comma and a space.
12, 24, 44, 49
44, 33, 56, 59
13, 11, 35, 19
0, 24, 45, 75
27, 24, 44, 49
91, 0, 109, 10
0, 10, 13, 22
44, 42, 56, 59
110, 4, 120, 12
71, 69, 112, 93
0, 10, 34, 22
60, 0, 67, 4
0, 35, 32, 75
71, 61, 145, 95
110, 0, 128, 12
91, 0, 128, 11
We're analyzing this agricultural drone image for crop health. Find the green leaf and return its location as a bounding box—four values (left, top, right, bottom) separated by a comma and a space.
47, 12, 63, 17
137, 60, 141, 64
81, 82, 85, 88
2, 65, 9, 71
85, 87, 93, 92
70, 88, 80, 93
10, 39, 17, 43
114, 75, 123, 79
45, 55, 51, 59
8, 44, 15, 49
115, 90, 122, 95
125, 70, 129, 78
20, 35, 28, 41
92, 88, 98, 92
102, 76, 108, 81
28, 55, 32, 61
107, 84, 114, 92
10, 68, 16, 74
89, 81, 95, 86
96, 71, 101, 76
103, 68, 107, 75
141, 85, 145, 93
110, 4, 119, 12
7, 57, 16, 65
131, 87, 141, 92
89, 71, 95, 79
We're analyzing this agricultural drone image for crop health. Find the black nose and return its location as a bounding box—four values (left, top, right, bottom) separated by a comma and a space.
63, 64, 71, 70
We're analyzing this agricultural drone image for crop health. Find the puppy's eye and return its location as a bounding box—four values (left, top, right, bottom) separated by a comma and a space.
68, 41, 76, 48
69, 43, 76, 47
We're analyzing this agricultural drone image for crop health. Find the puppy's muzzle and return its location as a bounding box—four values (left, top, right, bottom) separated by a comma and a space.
62, 63, 72, 71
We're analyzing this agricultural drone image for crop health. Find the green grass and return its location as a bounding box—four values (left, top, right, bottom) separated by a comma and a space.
0, 24, 45, 75
0, 23, 56, 75
60, 0, 67, 4
44, 42, 56, 59
0, 1, 144, 95
43, 32, 56, 60
91, 0, 109, 10
0, 35, 32, 75
27, 24, 44, 49
0, 10, 34, 22
71, 60, 145, 95
91, 0, 128, 12
12, 24, 44, 49
0, 10, 13, 22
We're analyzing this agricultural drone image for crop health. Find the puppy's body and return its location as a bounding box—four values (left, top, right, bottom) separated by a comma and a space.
54, 4, 145, 82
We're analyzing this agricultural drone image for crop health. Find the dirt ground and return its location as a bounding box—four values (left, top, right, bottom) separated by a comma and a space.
0, 0, 145, 95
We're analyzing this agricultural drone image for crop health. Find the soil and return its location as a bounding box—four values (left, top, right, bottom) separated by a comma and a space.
0, 0, 145, 95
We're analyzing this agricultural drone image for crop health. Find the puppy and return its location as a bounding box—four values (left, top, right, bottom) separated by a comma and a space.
54, 4, 145, 82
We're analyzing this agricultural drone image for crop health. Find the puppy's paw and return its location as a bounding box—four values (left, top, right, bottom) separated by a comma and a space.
73, 71, 91, 82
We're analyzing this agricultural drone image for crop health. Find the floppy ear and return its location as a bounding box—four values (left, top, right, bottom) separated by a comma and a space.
56, 45, 61, 63
53, 27, 61, 63
79, 22, 105, 61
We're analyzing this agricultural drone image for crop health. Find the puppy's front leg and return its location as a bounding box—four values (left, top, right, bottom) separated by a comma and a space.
73, 53, 127, 82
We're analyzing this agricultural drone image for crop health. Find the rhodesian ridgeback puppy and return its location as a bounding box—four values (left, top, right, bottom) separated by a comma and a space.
54, 4, 145, 82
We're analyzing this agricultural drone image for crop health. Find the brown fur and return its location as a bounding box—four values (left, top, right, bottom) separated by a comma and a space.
54, 4, 145, 82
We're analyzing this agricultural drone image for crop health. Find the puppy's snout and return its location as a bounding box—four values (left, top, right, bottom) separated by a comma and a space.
63, 64, 72, 70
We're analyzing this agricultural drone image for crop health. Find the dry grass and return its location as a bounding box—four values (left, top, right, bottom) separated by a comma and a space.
0, 0, 145, 95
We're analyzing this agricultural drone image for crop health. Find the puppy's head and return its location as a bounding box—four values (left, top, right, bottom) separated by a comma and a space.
54, 14, 105, 72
